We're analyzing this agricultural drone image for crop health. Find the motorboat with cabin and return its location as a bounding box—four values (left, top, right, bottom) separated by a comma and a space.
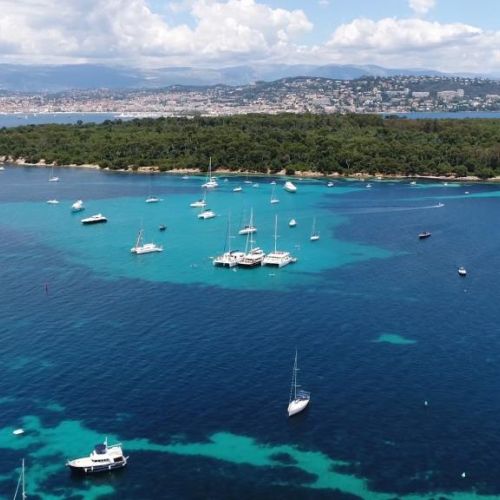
418, 231, 431, 239
458, 266, 467, 276
81, 214, 107, 225
288, 218, 297, 228
66, 438, 128, 474
284, 181, 297, 193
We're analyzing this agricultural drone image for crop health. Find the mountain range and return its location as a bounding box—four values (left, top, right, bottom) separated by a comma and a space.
0, 63, 497, 92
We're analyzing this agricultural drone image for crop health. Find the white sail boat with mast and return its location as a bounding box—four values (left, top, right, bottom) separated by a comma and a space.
270, 183, 279, 204
310, 217, 320, 241
238, 212, 265, 267
263, 215, 296, 267
130, 228, 163, 254
213, 214, 244, 267
48, 165, 59, 182
238, 208, 257, 235
287, 350, 310, 417
190, 189, 207, 208
201, 157, 218, 189
13, 459, 27, 499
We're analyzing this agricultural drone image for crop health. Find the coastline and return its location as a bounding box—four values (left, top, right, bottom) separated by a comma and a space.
1, 157, 495, 182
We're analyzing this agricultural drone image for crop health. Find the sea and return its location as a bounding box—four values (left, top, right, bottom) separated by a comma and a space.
1, 111, 500, 129
1, 166, 500, 499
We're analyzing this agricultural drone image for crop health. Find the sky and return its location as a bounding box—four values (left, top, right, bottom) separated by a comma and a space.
0, 0, 499, 74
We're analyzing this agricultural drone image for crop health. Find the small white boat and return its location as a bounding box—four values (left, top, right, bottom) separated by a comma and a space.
190, 198, 207, 208
288, 218, 297, 228
48, 166, 59, 182
252, 183, 259, 188
238, 209, 257, 235
458, 266, 467, 276
310, 218, 320, 241
284, 181, 297, 193
270, 184, 279, 204
71, 200, 84, 212
201, 157, 218, 189
66, 438, 128, 474
0, 166, 5, 171
182, 175, 189, 179
12, 428, 25, 436
327, 182, 334, 187
410, 181, 417, 185
198, 209, 216, 219
287, 350, 310, 417
46, 199, 59, 204
262, 216, 296, 268
233, 186, 242, 192
81, 214, 107, 225
366, 183, 372, 189
130, 229, 163, 254
145, 196, 161, 203
270, 180, 276, 185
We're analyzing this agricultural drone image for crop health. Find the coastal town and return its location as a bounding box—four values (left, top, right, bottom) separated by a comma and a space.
1, 75, 499, 117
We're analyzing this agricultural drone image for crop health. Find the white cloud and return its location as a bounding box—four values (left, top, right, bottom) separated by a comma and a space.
0, 0, 312, 66
409, 0, 435, 15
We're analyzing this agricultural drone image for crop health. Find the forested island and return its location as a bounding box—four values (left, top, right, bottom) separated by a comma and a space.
1, 113, 500, 178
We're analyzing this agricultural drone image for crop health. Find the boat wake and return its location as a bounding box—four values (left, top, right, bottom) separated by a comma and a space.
337, 203, 444, 215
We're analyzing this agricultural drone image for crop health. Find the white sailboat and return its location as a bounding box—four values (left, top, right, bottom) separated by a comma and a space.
190, 189, 207, 208
262, 215, 296, 267
213, 214, 244, 267
287, 350, 310, 417
238, 208, 257, 235
310, 218, 320, 241
13, 458, 27, 499
201, 157, 218, 189
145, 174, 161, 202
130, 229, 163, 254
48, 165, 59, 182
238, 212, 265, 268
270, 183, 279, 204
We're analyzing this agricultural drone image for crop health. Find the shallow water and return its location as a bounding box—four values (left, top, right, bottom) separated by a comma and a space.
1, 166, 500, 499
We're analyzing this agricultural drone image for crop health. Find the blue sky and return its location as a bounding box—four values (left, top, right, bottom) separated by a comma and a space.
1, 0, 499, 74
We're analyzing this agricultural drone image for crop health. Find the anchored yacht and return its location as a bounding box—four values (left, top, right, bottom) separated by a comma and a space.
67, 438, 128, 474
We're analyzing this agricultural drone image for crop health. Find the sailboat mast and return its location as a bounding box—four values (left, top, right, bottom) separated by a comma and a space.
274, 215, 278, 253
22, 459, 26, 500
294, 350, 298, 400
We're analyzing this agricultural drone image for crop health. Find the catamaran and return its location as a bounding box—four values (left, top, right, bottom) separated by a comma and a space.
213, 214, 244, 267
238, 216, 265, 268
262, 215, 296, 267
201, 157, 218, 189
130, 229, 163, 254
198, 208, 216, 219
287, 350, 310, 417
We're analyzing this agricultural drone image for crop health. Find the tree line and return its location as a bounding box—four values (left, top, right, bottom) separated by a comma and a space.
1, 113, 499, 178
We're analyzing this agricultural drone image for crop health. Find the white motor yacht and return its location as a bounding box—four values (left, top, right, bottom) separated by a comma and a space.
233, 186, 242, 192
284, 181, 297, 193
46, 199, 59, 204
190, 198, 207, 208
288, 218, 297, 228
145, 196, 161, 203
66, 438, 128, 474
81, 214, 107, 225
130, 229, 163, 254
458, 266, 467, 276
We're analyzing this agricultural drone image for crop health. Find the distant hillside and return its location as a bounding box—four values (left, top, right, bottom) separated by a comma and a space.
0, 62, 486, 92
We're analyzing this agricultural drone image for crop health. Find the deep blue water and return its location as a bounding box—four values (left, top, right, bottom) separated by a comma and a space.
1, 168, 500, 499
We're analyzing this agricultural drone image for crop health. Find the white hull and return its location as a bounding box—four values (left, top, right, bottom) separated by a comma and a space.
190, 200, 206, 208
131, 244, 163, 254
287, 398, 310, 417
238, 226, 257, 235
310, 235, 320, 241
146, 197, 161, 203
213, 251, 245, 267
198, 210, 216, 219
262, 251, 295, 268
284, 181, 297, 193
71, 200, 84, 212
47, 199, 59, 204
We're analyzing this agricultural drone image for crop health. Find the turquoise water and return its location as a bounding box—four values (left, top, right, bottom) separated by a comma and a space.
2, 166, 500, 498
